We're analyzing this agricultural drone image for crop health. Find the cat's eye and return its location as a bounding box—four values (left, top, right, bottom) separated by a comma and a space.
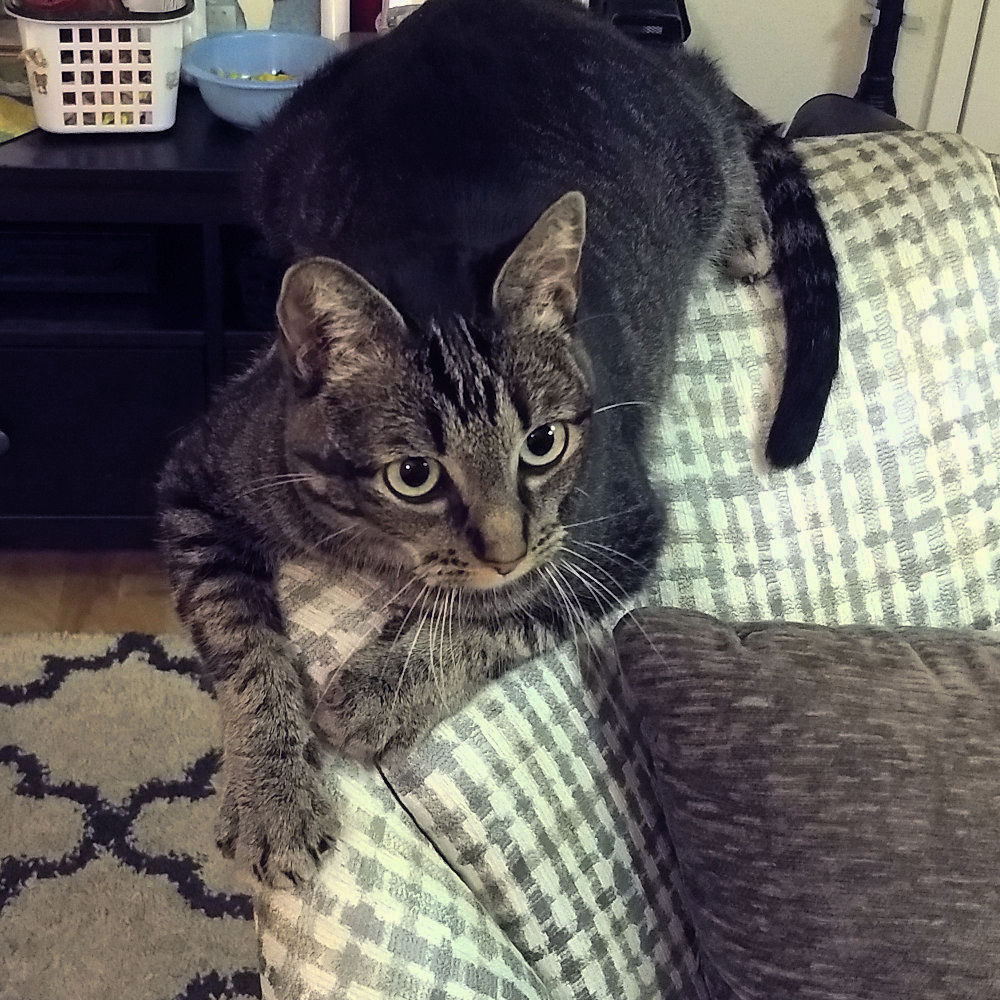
384, 456, 441, 500
519, 422, 568, 470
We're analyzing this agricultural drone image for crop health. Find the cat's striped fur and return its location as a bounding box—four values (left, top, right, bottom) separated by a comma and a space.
159, 0, 839, 886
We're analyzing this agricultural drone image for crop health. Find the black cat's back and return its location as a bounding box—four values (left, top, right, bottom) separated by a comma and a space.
252, 0, 726, 257
250, 0, 730, 346
250, 0, 838, 459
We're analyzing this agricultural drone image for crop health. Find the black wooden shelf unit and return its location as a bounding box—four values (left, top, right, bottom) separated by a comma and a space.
0, 88, 282, 548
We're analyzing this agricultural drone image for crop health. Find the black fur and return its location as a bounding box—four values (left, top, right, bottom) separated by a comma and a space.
743, 114, 841, 466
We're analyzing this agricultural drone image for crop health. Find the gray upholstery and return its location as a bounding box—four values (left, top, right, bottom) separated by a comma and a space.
616, 608, 1000, 1000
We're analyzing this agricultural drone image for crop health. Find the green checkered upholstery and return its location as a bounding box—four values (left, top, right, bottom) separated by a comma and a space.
258, 132, 1000, 999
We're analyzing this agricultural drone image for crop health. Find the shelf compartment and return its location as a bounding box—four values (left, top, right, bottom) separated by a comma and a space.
0, 343, 206, 519
0, 222, 205, 334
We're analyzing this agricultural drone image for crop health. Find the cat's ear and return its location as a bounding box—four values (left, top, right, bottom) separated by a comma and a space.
492, 191, 586, 332
276, 256, 407, 390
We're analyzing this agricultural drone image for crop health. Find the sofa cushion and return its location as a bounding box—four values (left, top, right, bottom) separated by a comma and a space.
648, 132, 1000, 630
615, 607, 1000, 1000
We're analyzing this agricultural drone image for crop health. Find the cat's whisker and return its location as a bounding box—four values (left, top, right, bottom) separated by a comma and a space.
542, 564, 576, 633
563, 548, 631, 603
562, 311, 621, 335
541, 572, 565, 620
549, 561, 601, 661
392, 585, 435, 713
446, 586, 462, 695
559, 575, 619, 657
298, 522, 365, 560
425, 586, 437, 698
234, 474, 316, 500
439, 587, 451, 703
559, 558, 621, 615
445, 585, 455, 653
374, 576, 424, 623
562, 505, 644, 530
425, 588, 447, 707
565, 541, 648, 598
556, 564, 616, 649
245, 471, 314, 485
427, 588, 448, 709
384, 579, 430, 653
446, 586, 459, 699
563, 549, 670, 670
310, 575, 426, 725
543, 564, 591, 657
535, 571, 564, 634
616, 606, 675, 673
571, 538, 648, 571
441, 589, 454, 703
591, 401, 652, 415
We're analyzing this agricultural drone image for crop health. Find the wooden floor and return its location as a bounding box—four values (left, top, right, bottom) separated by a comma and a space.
0, 550, 182, 634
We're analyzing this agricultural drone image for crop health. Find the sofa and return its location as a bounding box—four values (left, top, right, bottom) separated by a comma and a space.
253, 130, 1000, 999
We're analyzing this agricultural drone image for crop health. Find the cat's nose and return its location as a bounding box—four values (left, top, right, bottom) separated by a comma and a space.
484, 555, 525, 576
469, 506, 528, 575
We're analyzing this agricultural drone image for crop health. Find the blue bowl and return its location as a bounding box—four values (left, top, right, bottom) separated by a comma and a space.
182, 31, 341, 130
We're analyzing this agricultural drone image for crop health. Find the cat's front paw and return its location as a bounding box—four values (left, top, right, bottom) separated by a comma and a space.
314, 642, 435, 764
215, 748, 337, 890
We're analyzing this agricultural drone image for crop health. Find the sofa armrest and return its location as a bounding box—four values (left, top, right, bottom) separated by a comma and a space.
645, 130, 1000, 630
785, 93, 910, 138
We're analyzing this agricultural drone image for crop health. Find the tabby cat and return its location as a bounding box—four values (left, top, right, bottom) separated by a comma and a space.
158, 0, 839, 887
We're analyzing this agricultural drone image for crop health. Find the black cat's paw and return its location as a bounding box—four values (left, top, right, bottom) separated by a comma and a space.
215, 747, 337, 891
724, 221, 773, 283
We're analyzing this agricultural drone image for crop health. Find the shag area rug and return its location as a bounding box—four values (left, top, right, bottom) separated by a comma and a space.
0, 633, 260, 1000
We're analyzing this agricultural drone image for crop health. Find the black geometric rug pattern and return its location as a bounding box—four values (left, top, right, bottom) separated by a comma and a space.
0, 633, 261, 1000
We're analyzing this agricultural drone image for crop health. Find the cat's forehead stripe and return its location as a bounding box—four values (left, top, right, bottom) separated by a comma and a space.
423, 318, 499, 424
424, 403, 446, 453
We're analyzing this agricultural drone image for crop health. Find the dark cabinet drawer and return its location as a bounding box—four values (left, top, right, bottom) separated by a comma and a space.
0, 225, 156, 295
0, 345, 205, 520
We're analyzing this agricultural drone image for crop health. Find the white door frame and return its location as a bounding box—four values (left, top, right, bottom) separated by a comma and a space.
925, 0, 988, 131
959, 0, 1000, 151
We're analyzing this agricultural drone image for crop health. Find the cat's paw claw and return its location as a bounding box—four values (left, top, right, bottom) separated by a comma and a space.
214, 787, 240, 857
216, 834, 237, 858
263, 842, 322, 890
215, 756, 338, 890
725, 237, 773, 282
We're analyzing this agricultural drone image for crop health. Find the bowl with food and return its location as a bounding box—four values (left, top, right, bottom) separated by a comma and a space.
182, 30, 341, 129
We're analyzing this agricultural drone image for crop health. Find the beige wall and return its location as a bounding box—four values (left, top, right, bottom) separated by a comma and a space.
686, 0, 961, 129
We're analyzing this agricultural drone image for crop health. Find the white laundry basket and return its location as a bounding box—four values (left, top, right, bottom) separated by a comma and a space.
4, 0, 192, 133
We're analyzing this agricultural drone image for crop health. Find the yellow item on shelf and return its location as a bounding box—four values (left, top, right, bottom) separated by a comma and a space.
0, 94, 36, 143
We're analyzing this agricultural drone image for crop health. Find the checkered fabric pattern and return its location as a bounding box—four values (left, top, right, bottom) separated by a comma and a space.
258, 132, 1000, 999
651, 132, 1000, 628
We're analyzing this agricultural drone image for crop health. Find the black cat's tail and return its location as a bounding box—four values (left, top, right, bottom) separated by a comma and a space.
745, 115, 841, 468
